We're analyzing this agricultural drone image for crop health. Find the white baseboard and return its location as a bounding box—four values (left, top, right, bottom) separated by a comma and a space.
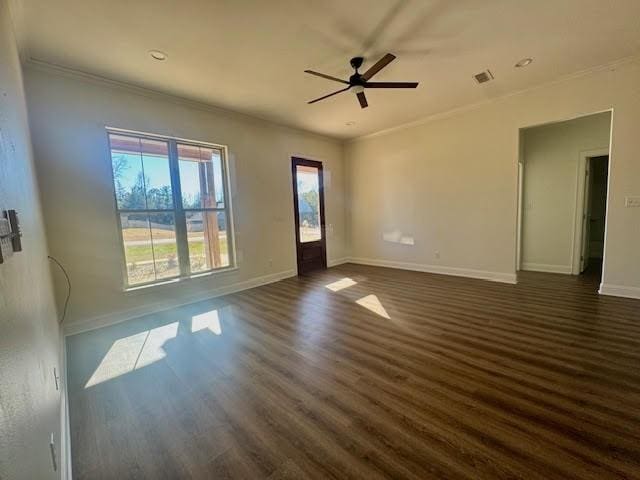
328, 257, 350, 267
599, 283, 640, 300
521, 262, 573, 274
348, 257, 517, 284
64, 269, 296, 336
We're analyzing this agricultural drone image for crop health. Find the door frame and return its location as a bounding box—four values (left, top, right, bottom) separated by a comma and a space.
515, 109, 613, 282
572, 148, 609, 274
291, 156, 327, 274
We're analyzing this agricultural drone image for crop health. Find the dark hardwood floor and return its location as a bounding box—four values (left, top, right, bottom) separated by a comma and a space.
66, 264, 640, 479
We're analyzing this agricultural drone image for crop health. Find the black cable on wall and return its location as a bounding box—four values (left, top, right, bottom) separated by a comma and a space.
48, 255, 71, 324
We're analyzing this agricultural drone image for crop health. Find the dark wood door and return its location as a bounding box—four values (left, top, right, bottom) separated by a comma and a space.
292, 157, 327, 274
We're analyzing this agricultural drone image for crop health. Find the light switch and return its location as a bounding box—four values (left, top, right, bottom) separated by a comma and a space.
625, 196, 640, 208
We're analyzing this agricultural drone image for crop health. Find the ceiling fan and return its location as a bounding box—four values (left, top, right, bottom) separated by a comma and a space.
305, 53, 418, 109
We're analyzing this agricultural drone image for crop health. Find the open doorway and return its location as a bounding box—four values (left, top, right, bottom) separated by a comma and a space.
579, 155, 609, 274
516, 111, 612, 285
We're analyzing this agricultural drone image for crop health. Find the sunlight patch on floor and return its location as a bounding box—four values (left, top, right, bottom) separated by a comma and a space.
356, 294, 390, 319
85, 321, 178, 388
136, 321, 179, 369
325, 277, 357, 292
191, 309, 222, 335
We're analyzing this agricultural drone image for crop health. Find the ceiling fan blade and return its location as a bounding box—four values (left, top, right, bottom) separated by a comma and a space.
308, 86, 351, 104
361, 53, 396, 81
365, 82, 419, 88
357, 91, 368, 109
304, 70, 349, 85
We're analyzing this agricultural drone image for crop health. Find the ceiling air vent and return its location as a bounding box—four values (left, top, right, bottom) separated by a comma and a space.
473, 70, 494, 84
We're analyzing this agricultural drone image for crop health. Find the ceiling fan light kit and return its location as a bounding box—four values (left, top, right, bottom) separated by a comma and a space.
305, 53, 419, 109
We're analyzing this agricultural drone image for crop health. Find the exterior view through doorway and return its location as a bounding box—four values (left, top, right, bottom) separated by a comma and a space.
291, 157, 327, 274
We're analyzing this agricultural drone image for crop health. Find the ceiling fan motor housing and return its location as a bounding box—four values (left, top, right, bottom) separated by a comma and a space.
350, 56, 364, 71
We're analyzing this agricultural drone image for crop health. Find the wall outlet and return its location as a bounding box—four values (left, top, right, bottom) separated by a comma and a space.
434, 251, 441, 259
625, 196, 640, 208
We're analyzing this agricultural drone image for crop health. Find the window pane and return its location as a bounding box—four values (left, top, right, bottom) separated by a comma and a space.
296, 165, 321, 243
110, 135, 146, 210
148, 213, 179, 279
178, 144, 225, 209
120, 213, 155, 285
186, 211, 230, 273
210, 150, 224, 207
110, 135, 172, 210
141, 139, 173, 210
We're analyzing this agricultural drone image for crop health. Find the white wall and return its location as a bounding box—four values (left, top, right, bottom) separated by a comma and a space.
0, 1, 62, 478
25, 65, 347, 332
520, 112, 611, 273
346, 58, 640, 296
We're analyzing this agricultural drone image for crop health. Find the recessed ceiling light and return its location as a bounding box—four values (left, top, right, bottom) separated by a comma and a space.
149, 50, 168, 61
345, 121, 355, 126
515, 58, 533, 68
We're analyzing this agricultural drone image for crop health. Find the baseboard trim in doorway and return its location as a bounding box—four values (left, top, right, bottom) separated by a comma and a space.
348, 257, 517, 284
63, 269, 296, 336
521, 262, 573, 274
599, 283, 640, 300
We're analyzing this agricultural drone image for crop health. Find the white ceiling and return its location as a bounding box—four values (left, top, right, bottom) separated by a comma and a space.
15, 0, 640, 139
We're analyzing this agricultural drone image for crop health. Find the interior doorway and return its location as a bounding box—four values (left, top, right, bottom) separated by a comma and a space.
291, 157, 327, 274
579, 155, 609, 273
516, 111, 612, 284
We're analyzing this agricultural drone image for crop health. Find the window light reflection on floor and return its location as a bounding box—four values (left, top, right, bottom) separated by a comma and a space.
191, 309, 222, 335
356, 294, 390, 319
325, 277, 357, 292
84, 321, 179, 388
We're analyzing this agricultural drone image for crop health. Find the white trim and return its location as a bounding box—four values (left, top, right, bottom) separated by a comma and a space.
328, 257, 350, 267
24, 59, 342, 144
515, 112, 612, 278
60, 336, 72, 479
600, 111, 616, 290
351, 56, 638, 142
599, 283, 640, 300
25, 54, 639, 144
124, 267, 240, 294
521, 262, 573, 274
348, 257, 517, 284
106, 126, 227, 150
64, 269, 296, 336
515, 160, 524, 271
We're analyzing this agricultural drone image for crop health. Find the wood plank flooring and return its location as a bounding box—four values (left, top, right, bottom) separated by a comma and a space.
66, 264, 640, 479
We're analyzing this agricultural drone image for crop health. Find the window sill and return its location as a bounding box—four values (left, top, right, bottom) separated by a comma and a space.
124, 266, 239, 294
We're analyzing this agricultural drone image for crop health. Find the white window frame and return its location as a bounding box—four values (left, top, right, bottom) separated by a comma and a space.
107, 127, 237, 290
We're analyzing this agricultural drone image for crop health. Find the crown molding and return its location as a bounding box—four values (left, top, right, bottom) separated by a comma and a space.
23, 58, 345, 145
23, 51, 640, 146
349, 54, 640, 143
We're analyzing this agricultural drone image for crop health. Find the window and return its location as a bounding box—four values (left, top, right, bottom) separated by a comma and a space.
295, 164, 322, 243
108, 131, 234, 287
